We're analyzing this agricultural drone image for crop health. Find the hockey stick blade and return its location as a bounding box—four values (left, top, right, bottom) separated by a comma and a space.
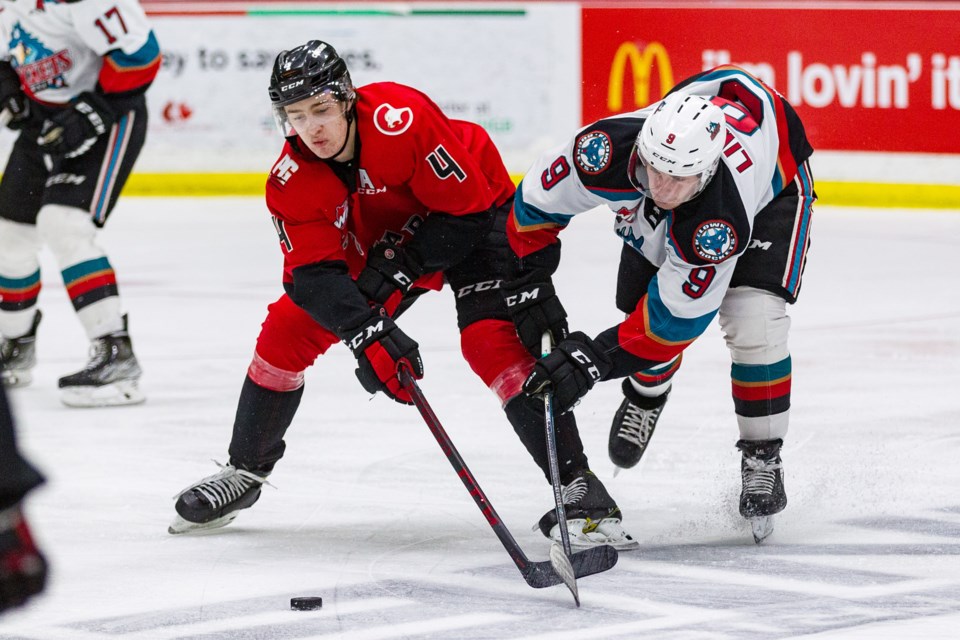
399, 368, 618, 593
549, 542, 580, 606
0, 109, 11, 127
521, 544, 618, 588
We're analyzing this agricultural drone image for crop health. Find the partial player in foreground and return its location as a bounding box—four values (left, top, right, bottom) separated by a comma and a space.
0, 0, 160, 406
169, 41, 636, 550
512, 66, 815, 542
0, 385, 47, 613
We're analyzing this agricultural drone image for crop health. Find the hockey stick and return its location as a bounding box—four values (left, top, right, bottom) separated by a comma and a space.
0, 109, 11, 128
398, 367, 618, 595
540, 332, 579, 606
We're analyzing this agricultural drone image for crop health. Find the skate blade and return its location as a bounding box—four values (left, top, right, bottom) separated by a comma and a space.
60, 380, 145, 407
1, 370, 33, 388
168, 512, 239, 535
750, 516, 775, 544
549, 519, 640, 551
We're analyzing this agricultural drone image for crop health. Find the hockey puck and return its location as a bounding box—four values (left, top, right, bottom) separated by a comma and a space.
290, 596, 323, 611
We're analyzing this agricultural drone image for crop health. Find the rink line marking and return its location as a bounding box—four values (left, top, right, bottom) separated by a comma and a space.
512, 607, 740, 640
625, 560, 957, 599
2, 597, 411, 640
297, 612, 517, 639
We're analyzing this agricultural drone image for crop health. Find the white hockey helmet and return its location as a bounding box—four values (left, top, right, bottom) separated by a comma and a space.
630, 93, 725, 203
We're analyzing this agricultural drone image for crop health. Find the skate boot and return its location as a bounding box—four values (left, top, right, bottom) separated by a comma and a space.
736, 438, 787, 544
608, 379, 668, 472
169, 461, 271, 534
537, 469, 638, 550
58, 315, 143, 407
0, 311, 41, 389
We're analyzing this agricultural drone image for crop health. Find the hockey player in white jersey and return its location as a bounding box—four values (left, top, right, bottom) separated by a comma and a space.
507, 66, 815, 542
0, 0, 160, 406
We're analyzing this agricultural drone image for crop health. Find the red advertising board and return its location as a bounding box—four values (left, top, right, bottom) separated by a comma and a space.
582, 4, 960, 154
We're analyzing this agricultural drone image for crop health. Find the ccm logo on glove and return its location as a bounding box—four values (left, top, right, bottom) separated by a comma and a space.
504, 286, 541, 307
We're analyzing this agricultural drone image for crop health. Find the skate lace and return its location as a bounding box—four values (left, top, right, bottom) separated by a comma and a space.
81, 340, 111, 371
617, 403, 661, 446
742, 457, 782, 496
173, 460, 272, 507
561, 477, 589, 506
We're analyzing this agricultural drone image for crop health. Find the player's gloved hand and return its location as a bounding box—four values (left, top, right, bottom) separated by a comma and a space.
0, 505, 48, 613
0, 63, 30, 131
1, 92, 30, 131
523, 331, 612, 413
344, 311, 424, 405
37, 91, 115, 158
356, 243, 424, 305
502, 274, 569, 357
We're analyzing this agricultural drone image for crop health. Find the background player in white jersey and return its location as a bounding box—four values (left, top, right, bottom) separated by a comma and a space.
507, 66, 815, 541
0, 0, 160, 406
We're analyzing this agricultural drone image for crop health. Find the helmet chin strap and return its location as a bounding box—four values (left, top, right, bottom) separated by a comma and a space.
324, 104, 357, 161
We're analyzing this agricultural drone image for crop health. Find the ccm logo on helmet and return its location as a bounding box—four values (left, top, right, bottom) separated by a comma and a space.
281, 79, 305, 92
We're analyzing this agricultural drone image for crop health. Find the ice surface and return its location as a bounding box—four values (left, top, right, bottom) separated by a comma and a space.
2, 199, 959, 639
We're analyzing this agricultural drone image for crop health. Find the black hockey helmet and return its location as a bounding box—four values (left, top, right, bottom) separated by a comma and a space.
269, 40, 357, 138
269, 40, 355, 107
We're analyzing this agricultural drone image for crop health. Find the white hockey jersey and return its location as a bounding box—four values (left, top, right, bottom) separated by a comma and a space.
508, 66, 813, 369
0, 0, 159, 105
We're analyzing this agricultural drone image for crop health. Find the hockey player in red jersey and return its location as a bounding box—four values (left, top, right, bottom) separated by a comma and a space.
510, 67, 815, 542
0, 0, 160, 406
169, 40, 637, 550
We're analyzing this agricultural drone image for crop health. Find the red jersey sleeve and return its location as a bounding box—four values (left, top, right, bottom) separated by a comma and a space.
265, 143, 352, 281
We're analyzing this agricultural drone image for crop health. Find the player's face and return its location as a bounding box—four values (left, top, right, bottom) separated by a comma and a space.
283, 94, 350, 159
645, 165, 702, 210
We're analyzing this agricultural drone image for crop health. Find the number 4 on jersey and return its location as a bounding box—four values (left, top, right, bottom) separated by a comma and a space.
427, 145, 467, 182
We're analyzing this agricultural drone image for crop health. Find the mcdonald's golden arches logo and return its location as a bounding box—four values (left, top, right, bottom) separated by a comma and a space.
608, 42, 675, 111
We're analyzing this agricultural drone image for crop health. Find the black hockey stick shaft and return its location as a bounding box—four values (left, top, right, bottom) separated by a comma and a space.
541, 333, 574, 558
399, 368, 619, 589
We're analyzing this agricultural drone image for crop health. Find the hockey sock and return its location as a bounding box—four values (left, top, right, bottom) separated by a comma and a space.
504, 394, 589, 485
227, 375, 304, 474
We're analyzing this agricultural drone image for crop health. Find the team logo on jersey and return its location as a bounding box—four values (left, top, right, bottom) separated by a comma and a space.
333, 198, 349, 230
574, 131, 612, 174
373, 103, 413, 135
693, 220, 737, 262
9, 24, 72, 93
271, 154, 299, 185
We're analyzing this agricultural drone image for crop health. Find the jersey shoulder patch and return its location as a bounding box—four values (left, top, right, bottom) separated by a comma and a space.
360, 82, 432, 137
668, 165, 750, 266
574, 116, 643, 193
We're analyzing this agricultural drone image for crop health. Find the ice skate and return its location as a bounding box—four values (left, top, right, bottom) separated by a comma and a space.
58, 316, 144, 407
169, 461, 270, 534
608, 380, 668, 474
0, 311, 41, 389
537, 469, 639, 550
737, 439, 787, 544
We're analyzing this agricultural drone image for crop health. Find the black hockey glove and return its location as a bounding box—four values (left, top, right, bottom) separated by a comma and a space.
0, 64, 30, 131
502, 274, 569, 357
344, 312, 424, 405
37, 91, 116, 159
356, 243, 424, 305
523, 332, 612, 414
1, 92, 30, 131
